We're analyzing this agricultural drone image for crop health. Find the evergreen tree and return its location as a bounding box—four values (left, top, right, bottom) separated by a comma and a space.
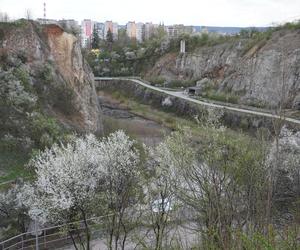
91, 24, 100, 49
106, 29, 114, 51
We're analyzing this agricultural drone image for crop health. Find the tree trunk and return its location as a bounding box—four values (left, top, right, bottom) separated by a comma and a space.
81, 208, 90, 250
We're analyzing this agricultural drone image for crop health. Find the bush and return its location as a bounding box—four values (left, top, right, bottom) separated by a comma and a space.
36, 64, 53, 84
51, 84, 76, 115
13, 67, 31, 90
144, 77, 166, 86
276, 20, 300, 31
241, 29, 273, 55
16, 50, 27, 63
29, 112, 62, 149
203, 89, 239, 104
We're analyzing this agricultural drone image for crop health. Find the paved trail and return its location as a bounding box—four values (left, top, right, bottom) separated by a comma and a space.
95, 77, 300, 125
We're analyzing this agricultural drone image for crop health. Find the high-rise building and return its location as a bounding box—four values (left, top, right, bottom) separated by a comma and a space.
95, 22, 105, 39
136, 22, 145, 42
112, 22, 118, 40
104, 21, 118, 40
126, 21, 136, 40
81, 19, 94, 47
144, 22, 154, 40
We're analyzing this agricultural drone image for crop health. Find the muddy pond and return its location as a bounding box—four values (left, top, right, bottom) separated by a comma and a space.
98, 91, 170, 145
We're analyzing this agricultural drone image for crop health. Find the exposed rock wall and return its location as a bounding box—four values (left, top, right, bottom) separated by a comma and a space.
147, 29, 300, 110
1, 21, 102, 134
95, 79, 281, 132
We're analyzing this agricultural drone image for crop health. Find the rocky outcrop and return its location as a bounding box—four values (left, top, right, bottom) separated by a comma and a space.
268, 127, 300, 218
147, 29, 300, 109
95, 79, 282, 132
0, 20, 102, 134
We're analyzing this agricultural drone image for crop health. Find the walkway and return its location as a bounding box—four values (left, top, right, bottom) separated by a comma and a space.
95, 77, 300, 125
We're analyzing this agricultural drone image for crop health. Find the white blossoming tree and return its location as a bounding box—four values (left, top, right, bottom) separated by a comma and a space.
142, 130, 195, 250
97, 131, 140, 250
20, 131, 140, 250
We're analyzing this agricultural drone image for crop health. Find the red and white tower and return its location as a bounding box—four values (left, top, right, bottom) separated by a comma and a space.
43, 2, 46, 22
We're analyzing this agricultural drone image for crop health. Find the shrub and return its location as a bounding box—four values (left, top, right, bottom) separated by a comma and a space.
165, 79, 196, 88
203, 90, 239, 104
36, 64, 52, 84
16, 50, 27, 63
276, 20, 300, 31
51, 84, 76, 115
13, 67, 31, 90
241, 29, 273, 55
29, 112, 62, 149
144, 77, 166, 86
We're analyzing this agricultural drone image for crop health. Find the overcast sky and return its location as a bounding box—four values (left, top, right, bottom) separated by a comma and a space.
1, 0, 300, 27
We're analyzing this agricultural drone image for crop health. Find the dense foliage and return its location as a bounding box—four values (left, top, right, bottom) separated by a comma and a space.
1, 122, 299, 249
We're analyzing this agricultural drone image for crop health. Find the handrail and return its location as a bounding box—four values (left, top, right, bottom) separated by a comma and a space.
0, 213, 114, 249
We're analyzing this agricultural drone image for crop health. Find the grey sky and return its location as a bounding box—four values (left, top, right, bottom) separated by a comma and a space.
1, 0, 300, 26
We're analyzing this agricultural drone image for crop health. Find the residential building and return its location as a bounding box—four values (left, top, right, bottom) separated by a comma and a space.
104, 21, 118, 40
145, 22, 155, 40
112, 22, 118, 40
81, 19, 94, 47
95, 22, 105, 39
136, 22, 145, 42
126, 21, 136, 40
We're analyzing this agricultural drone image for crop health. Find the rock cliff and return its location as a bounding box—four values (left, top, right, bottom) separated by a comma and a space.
147, 29, 300, 110
0, 20, 102, 137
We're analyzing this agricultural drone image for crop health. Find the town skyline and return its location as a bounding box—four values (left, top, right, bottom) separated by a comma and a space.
1, 0, 300, 27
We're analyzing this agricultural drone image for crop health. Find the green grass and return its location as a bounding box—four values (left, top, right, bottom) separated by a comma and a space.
0, 151, 32, 185
144, 77, 166, 86
199, 89, 239, 104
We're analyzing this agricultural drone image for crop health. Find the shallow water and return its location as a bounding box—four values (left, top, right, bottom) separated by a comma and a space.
99, 93, 169, 146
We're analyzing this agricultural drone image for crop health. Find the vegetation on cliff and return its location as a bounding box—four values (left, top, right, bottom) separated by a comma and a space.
86, 20, 300, 78
0, 20, 101, 186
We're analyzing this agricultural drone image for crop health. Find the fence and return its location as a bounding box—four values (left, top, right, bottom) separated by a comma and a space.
0, 214, 113, 250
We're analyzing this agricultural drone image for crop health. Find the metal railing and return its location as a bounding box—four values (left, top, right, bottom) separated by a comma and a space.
0, 214, 113, 250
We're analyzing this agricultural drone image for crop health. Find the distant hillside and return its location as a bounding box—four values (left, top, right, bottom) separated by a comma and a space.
194, 26, 269, 34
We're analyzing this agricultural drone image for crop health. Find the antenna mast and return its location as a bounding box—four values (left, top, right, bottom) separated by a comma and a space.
43, 2, 46, 23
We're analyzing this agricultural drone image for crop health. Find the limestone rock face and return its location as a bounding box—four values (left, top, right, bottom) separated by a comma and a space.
1, 21, 102, 133
147, 30, 300, 109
